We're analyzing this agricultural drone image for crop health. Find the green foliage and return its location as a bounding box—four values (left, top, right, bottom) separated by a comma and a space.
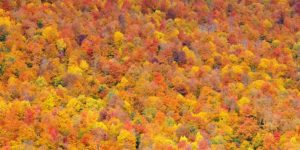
142, 107, 157, 122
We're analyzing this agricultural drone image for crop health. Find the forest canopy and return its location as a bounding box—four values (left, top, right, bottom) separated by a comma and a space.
0, 0, 300, 149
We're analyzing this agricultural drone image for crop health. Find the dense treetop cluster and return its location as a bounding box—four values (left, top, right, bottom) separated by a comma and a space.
0, 0, 300, 149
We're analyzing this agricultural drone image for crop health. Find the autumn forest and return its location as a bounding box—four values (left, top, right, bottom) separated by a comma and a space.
0, 0, 300, 149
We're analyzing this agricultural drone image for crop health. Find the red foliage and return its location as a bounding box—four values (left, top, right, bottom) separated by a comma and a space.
273, 131, 281, 141
49, 126, 59, 141
24, 108, 35, 124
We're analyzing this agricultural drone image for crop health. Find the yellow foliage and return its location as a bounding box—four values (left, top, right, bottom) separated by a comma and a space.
182, 46, 196, 62
290, 136, 298, 144
154, 135, 175, 146
258, 58, 286, 76
93, 122, 108, 131
68, 65, 83, 75
117, 0, 124, 9
206, 57, 215, 66
114, 31, 124, 46
240, 140, 253, 149
57, 109, 71, 132
221, 124, 233, 137
152, 10, 164, 25
244, 50, 254, 59
263, 19, 273, 29
18, 126, 36, 141
147, 96, 160, 107
179, 136, 188, 142
252, 133, 264, 148
177, 66, 185, 73
176, 93, 185, 101
42, 26, 59, 41
195, 132, 204, 141
232, 65, 244, 74
108, 118, 123, 137
202, 65, 212, 72
56, 38, 67, 51
219, 111, 229, 123
228, 54, 239, 63
9, 101, 31, 117
117, 129, 136, 148
260, 72, 272, 80
79, 60, 89, 70
277, 0, 288, 5
209, 41, 217, 51
117, 77, 129, 88
36, 76, 47, 87
272, 40, 280, 47
211, 135, 225, 144
191, 66, 200, 74
0, 9, 5, 16
296, 31, 300, 40
233, 82, 245, 93
174, 18, 194, 34
143, 60, 150, 66
275, 78, 287, 93
10, 141, 26, 150
85, 97, 102, 110
249, 80, 265, 89
0, 99, 7, 115
174, 18, 185, 27
293, 42, 300, 51
192, 112, 209, 122
66, 98, 82, 112
0, 17, 12, 28
43, 96, 55, 110
169, 28, 179, 38
258, 58, 270, 70
8, 76, 17, 86
154, 31, 166, 43
124, 100, 133, 112
238, 97, 250, 107
221, 65, 230, 75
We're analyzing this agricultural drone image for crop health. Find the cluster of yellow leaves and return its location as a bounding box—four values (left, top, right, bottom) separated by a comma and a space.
42, 26, 59, 41
0, 17, 12, 28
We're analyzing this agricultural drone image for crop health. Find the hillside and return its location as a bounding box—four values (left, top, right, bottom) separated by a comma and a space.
0, 0, 300, 149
